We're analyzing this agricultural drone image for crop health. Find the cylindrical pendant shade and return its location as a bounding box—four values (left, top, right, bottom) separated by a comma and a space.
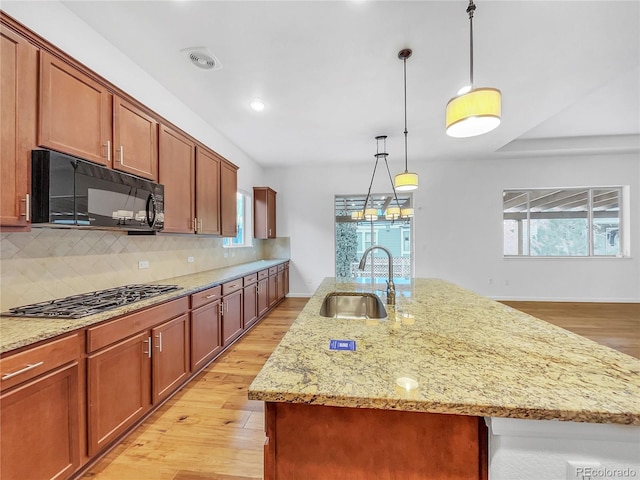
364, 208, 378, 221
394, 171, 419, 192
385, 206, 401, 220
445, 87, 501, 138
401, 207, 414, 218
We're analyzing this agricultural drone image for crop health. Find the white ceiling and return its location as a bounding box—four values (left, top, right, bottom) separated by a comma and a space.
60, 0, 640, 168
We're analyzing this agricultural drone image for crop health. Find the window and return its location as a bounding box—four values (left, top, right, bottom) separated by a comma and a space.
503, 187, 627, 257
223, 190, 253, 248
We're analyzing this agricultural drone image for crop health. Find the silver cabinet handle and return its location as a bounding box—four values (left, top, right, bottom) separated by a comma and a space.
144, 336, 152, 358
2, 361, 44, 380
198, 219, 203, 232
205, 294, 217, 299
192, 218, 196, 232
116, 145, 123, 163
155, 332, 162, 352
103, 140, 111, 162
219, 302, 224, 316
21, 194, 30, 222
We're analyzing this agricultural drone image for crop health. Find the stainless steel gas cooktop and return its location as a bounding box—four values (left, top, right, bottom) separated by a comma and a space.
2, 284, 181, 319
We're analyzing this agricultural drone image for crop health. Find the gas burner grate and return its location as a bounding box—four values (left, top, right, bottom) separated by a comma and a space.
3, 284, 181, 319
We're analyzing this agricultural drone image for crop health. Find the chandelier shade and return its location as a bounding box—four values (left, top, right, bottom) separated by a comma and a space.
394, 171, 419, 192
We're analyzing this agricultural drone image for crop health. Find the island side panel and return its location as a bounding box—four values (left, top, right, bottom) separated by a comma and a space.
264, 402, 488, 480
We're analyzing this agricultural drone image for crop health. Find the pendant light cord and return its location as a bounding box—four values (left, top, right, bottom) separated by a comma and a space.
467, 0, 476, 87
402, 55, 409, 173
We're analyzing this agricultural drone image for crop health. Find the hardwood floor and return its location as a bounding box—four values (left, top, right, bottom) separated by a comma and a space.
81, 297, 306, 480
81, 297, 639, 480
500, 301, 640, 359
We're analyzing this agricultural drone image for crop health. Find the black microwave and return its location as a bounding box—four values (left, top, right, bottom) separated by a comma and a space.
31, 149, 165, 232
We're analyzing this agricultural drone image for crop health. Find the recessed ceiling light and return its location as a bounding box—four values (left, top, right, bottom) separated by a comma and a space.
250, 99, 265, 112
181, 47, 222, 71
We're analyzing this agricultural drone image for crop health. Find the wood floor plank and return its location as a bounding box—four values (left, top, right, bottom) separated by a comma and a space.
82, 297, 637, 479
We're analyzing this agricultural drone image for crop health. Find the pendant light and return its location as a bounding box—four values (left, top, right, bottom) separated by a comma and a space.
394, 49, 419, 192
359, 136, 404, 223
445, 0, 501, 138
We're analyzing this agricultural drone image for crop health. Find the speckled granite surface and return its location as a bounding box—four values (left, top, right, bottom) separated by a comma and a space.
248, 278, 640, 425
0, 259, 287, 354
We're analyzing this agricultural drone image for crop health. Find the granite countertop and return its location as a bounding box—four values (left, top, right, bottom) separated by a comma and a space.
0, 259, 288, 354
248, 277, 640, 425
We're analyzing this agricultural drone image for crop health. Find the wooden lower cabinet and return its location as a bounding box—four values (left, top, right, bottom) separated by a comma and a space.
257, 270, 270, 317
222, 289, 243, 346
87, 331, 151, 456
0, 362, 80, 480
191, 299, 223, 371
268, 272, 278, 307
244, 282, 259, 330
264, 402, 488, 480
152, 313, 190, 404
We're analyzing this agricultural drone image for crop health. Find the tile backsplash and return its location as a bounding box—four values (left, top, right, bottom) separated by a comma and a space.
0, 228, 290, 310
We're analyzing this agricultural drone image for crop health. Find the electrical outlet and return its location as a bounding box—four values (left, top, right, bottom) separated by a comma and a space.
138, 260, 149, 269
566, 460, 601, 480
187, 256, 194, 263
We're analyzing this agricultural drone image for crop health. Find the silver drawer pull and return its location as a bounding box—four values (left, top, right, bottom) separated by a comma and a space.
205, 294, 217, 299
2, 361, 44, 380
155, 332, 163, 352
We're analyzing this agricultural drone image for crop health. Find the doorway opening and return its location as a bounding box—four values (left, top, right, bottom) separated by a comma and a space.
334, 193, 413, 285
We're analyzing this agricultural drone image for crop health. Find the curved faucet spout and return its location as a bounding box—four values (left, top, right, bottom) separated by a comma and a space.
358, 245, 396, 305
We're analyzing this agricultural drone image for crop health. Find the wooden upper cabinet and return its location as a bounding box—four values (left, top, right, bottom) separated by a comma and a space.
195, 145, 221, 235
159, 124, 195, 233
113, 97, 158, 180
38, 50, 112, 166
0, 24, 38, 230
220, 159, 238, 237
254, 187, 277, 239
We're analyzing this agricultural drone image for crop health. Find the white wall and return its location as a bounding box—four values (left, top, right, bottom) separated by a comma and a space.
2, 1, 264, 191
266, 152, 640, 301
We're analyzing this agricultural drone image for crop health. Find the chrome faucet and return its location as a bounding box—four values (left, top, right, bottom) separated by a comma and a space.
358, 245, 396, 305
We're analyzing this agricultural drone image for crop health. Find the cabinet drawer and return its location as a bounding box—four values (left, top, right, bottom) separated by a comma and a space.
269, 266, 278, 276
222, 279, 243, 295
243, 273, 258, 286
277, 263, 285, 272
191, 285, 222, 309
87, 296, 189, 353
258, 269, 269, 280
0, 333, 80, 392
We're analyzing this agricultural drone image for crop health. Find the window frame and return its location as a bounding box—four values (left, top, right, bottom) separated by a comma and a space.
503, 186, 628, 258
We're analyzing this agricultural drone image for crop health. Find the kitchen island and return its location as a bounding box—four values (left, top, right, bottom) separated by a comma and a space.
248, 278, 640, 479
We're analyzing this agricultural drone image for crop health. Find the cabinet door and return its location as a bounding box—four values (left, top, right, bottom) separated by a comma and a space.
39, 50, 111, 166
267, 188, 277, 238
195, 145, 221, 235
1, 363, 80, 480
277, 270, 286, 300
243, 283, 258, 329
152, 313, 190, 404
159, 124, 195, 233
257, 277, 269, 317
220, 159, 238, 237
268, 274, 278, 307
222, 290, 243, 346
1, 26, 37, 229
87, 331, 151, 456
284, 265, 290, 296
191, 299, 222, 371
113, 96, 158, 180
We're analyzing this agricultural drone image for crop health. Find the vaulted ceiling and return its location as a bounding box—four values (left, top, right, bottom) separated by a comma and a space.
59, 0, 639, 168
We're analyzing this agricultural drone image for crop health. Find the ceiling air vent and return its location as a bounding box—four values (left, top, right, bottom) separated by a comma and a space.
181, 47, 222, 71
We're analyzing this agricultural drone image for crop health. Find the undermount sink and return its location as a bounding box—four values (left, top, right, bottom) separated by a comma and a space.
319, 292, 387, 319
